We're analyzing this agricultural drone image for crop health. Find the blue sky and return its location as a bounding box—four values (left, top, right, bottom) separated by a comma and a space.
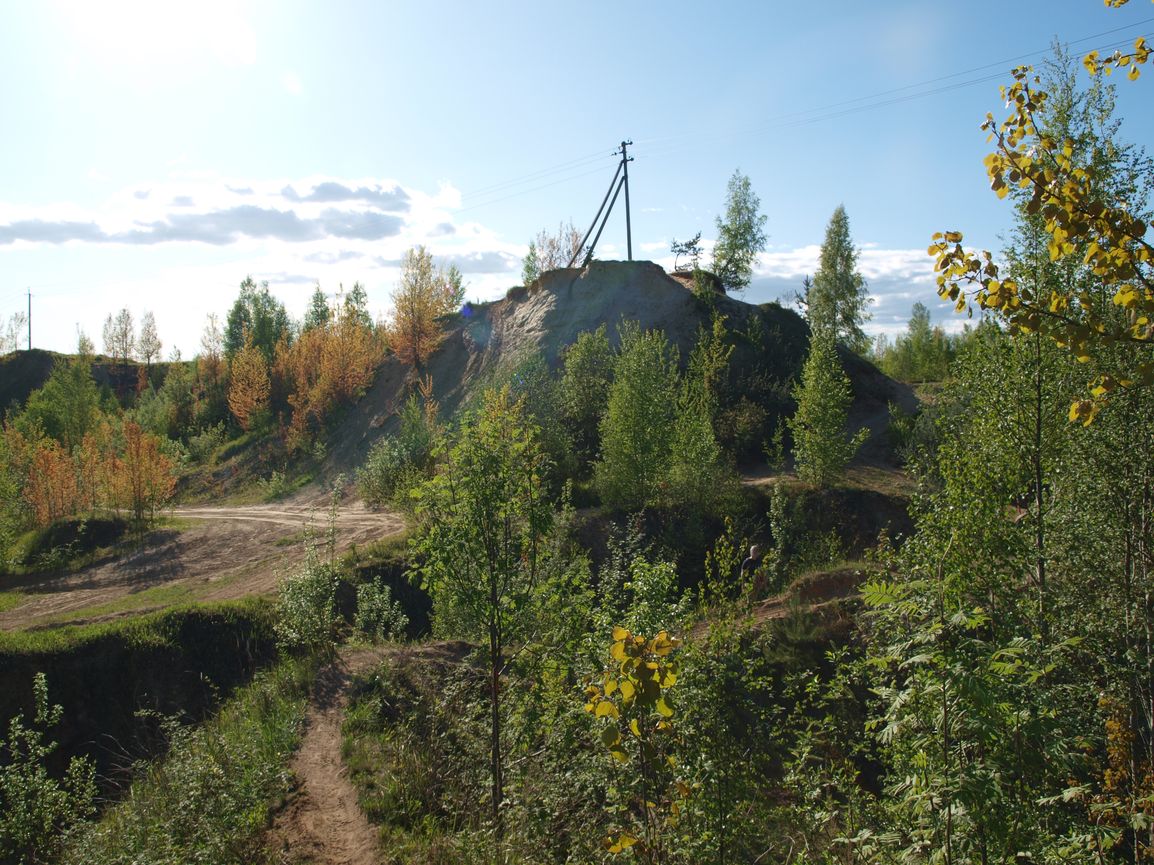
1, 0, 1152, 356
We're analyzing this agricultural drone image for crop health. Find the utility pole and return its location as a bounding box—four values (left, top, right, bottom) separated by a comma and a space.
617, 140, 634, 261
568, 139, 637, 268
26, 288, 31, 351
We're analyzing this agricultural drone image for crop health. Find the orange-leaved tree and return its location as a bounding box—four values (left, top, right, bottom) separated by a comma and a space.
275, 296, 385, 452
118, 421, 176, 526
385, 246, 464, 368
228, 330, 271, 431
24, 439, 78, 528
928, 0, 1152, 423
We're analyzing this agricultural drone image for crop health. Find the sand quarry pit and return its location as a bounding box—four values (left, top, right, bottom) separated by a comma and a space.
0, 499, 405, 632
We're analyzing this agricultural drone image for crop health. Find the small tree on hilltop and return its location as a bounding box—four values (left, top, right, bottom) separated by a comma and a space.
789, 331, 867, 487
386, 246, 463, 368
801, 205, 872, 355
137, 310, 162, 369
103, 308, 135, 368
711, 170, 768, 293
671, 232, 703, 273
522, 220, 585, 284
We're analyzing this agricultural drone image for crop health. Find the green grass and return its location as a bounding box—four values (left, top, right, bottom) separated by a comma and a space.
61, 651, 320, 865
44, 582, 202, 624
0, 590, 24, 613
0, 597, 274, 656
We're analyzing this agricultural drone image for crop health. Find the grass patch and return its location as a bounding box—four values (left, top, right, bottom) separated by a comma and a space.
0, 597, 274, 656
274, 529, 311, 548
0, 590, 24, 613
40, 582, 202, 625
345, 529, 412, 572
61, 652, 320, 865
5, 515, 142, 577
342, 650, 488, 841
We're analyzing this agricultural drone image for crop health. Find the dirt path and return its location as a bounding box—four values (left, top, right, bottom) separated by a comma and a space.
0, 502, 405, 631
267, 648, 386, 865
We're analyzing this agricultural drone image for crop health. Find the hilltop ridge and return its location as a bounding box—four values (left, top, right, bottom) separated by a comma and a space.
323, 260, 914, 478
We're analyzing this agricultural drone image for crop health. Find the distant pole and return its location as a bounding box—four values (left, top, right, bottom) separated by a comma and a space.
26, 288, 31, 350
618, 140, 634, 261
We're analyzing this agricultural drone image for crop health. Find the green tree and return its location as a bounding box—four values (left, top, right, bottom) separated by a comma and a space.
18, 339, 104, 451
521, 239, 541, 287
711, 170, 767, 293
670, 232, 703, 273
559, 325, 616, 469
223, 277, 290, 363
788, 332, 866, 487
876, 302, 953, 382
802, 205, 872, 353
594, 325, 679, 510
667, 316, 737, 517
303, 284, 331, 332
342, 281, 374, 329
410, 386, 553, 833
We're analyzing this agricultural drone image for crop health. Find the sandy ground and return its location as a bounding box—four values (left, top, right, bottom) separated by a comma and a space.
0, 501, 406, 631
266, 647, 387, 865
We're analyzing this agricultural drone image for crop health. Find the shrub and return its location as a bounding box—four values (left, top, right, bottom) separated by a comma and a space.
0, 673, 96, 865
354, 576, 409, 641
187, 423, 226, 463
357, 395, 437, 508
274, 560, 339, 652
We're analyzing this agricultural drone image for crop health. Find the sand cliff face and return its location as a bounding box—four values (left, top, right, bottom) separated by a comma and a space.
323, 260, 912, 478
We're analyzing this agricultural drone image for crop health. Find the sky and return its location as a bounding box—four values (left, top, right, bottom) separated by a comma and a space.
1, 0, 1152, 357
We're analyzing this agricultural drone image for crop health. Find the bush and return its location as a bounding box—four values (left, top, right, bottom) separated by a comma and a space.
187, 423, 226, 463
274, 560, 339, 652
257, 470, 292, 501
354, 576, 409, 641
357, 395, 437, 508
0, 673, 96, 865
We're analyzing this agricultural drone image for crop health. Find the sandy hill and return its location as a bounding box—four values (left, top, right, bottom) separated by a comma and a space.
324, 260, 914, 477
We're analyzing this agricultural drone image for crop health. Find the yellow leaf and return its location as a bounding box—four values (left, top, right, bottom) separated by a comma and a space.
595, 700, 619, 719
606, 833, 638, 853
611, 625, 629, 641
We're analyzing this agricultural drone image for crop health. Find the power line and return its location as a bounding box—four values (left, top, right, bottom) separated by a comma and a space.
461, 147, 614, 201
633, 31, 1150, 166
456, 162, 616, 214
451, 19, 1152, 216
634, 18, 1154, 151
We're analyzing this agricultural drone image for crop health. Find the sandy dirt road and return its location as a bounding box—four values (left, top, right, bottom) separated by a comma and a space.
266, 647, 386, 865
0, 501, 406, 631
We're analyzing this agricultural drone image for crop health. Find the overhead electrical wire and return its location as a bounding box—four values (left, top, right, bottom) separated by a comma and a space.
634, 31, 1151, 165
456, 18, 1153, 213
